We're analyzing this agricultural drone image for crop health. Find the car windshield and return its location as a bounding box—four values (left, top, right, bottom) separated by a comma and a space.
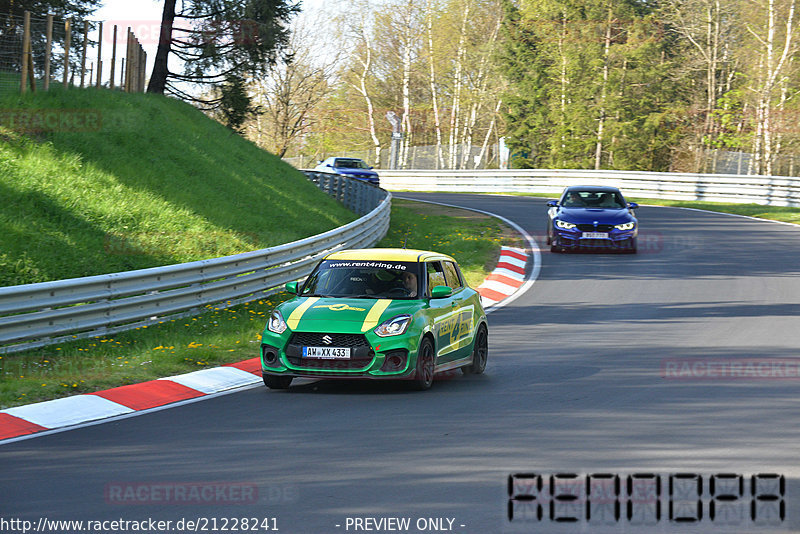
562, 190, 626, 209
334, 158, 368, 169
301, 260, 421, 299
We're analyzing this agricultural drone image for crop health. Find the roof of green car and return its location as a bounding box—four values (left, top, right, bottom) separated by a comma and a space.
324, 248, 456, 263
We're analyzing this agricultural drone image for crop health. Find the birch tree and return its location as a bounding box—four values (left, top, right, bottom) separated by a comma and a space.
742, 0, 797, 175
245, 15, 339, 157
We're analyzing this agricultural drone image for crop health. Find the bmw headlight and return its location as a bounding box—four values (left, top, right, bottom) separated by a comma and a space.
555, 220, 577, 229
374, 315, 411, 337
614, 222, 636, 230
267, 310, 287, 334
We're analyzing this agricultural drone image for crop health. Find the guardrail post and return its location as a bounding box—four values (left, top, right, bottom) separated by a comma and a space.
44, 14, 53, 91
20, 12, 31, 94
80, 20, 88, 87
63, 18, 72, 88
95, 21, 103, 87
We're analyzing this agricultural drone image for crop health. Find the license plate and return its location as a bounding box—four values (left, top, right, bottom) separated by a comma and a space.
582, 232, 609, 239
302, 346, 351, 359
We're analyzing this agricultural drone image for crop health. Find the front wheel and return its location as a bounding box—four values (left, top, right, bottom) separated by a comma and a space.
412, 338, 435, 390
263, 374, 293, 390
463, 325, 488, 375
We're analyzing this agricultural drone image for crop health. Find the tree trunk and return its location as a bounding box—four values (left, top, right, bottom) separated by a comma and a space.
595, 5, 612, 170
147, 0, 177, 94
360, 28, 382, 167
448, 1, 470, 169
427, 1, 444, 169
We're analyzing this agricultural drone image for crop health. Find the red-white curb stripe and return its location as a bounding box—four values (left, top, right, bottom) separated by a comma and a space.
0, 235, 536, 444
0, 359, 262, 443
477, 246, 529, 307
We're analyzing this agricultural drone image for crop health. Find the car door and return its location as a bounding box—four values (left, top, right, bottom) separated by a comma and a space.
425, 260, 472, 364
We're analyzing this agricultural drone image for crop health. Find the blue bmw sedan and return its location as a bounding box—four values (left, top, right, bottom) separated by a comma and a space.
546, 186, 639, 253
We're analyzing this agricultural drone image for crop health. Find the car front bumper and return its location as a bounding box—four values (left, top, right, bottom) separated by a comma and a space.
552, 228, 637, 250
260, 331, 419, 379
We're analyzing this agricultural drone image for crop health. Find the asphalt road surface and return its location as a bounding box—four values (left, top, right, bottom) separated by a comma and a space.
2, 193, 800, 534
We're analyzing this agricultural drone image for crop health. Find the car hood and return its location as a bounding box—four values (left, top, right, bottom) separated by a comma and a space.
557, 207, 634, 224
277, 297, 421, 334
335, 168, 378, 177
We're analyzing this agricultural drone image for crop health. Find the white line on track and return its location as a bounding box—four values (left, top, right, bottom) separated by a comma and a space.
643, 204, 800, 229
395, 196, 541, 314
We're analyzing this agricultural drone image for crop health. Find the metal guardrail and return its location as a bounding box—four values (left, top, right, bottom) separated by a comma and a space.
0, 172, 390, 354
378, 169, 800, 207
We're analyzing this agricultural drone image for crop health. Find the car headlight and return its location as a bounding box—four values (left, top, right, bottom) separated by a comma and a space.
267, 310, 287, 334
374, 315, 411, 337
614, 222, 636, 230
555, 220, 577, 229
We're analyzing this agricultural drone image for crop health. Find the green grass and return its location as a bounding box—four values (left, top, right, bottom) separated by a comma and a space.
0, 199, 517, 408
0, 84, 356, 286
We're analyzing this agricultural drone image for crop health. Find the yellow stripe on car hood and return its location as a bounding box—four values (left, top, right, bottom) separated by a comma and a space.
361, 299, 392, 332
287, 297, 320, 330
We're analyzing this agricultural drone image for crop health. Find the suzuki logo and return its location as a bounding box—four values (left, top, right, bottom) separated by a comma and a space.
322, 335, 333, 345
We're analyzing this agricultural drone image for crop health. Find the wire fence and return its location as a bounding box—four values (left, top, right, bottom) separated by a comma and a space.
0, 11, 147, 96
284, 143, 504, 171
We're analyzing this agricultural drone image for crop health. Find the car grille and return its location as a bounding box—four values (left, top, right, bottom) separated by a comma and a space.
577, 224, 615, 232
288, 332, 370, 348
285, 332, 374, 370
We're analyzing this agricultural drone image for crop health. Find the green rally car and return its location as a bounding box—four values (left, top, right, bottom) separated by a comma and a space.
260, 248, 489, 390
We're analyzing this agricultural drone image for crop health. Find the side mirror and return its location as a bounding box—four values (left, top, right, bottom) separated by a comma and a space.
285, 281, 298, 294
627, 202, 639, 210
430, 285, 452, 299
369, 166, 374, 170
326, 163, 333, 168
546, 200, 559, 207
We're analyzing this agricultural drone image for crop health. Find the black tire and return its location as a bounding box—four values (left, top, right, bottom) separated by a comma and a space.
550, 243, 561, 253
625, 237, 638, 254
263, 373, 292, 390
463, 324, 488, 375
412, 337, 435, 391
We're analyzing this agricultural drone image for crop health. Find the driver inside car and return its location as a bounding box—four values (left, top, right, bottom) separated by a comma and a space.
402, 272, 417, 297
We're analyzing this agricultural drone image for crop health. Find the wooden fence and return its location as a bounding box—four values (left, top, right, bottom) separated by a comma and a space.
13, 10, 147, 94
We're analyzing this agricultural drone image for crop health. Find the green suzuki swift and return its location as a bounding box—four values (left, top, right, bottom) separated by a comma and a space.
260, 248, 489, 390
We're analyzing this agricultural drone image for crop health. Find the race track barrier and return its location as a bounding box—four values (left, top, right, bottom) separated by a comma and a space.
378, 169, 800, 207
0, 172, 389, 354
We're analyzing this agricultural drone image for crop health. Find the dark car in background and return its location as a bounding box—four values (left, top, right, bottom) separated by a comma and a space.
546, 185, 639, 253
314, 157, 380, 186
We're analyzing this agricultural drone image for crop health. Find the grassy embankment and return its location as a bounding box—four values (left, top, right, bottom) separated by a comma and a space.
0, 85, 514, 408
